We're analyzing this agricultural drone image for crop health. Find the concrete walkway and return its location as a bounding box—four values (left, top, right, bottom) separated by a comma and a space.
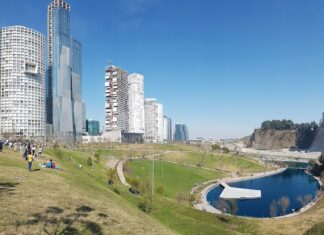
116, 160, 131, 188
219, 182, 261, 199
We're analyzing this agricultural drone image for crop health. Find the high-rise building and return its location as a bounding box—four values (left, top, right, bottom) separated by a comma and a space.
163, 116, 172, 142
128, 73, 145, 134
174, 124, 189, 142
104, 65, 128, 132
144, 98, 163, 143
0, 26, 46, 140
86, 119, 100, 136
47, 0, 85, 144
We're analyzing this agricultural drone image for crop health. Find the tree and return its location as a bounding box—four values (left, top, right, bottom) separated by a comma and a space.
211, 144, 221, 151
94, 152, 100, 163
270, 200, 277, 217
222, 147, 230, 154
319, 153, 324, 165
87, 157, 93, 167
278, 196, 290, 215
138, 180, 153, 213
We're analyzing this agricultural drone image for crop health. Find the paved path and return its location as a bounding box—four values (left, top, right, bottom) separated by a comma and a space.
116, 160, 131, 188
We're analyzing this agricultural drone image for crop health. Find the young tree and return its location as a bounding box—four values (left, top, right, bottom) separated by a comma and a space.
270, 200, 277, 217
138, 180, 153, 213
228, 199, 238, 225
278, 196, 290, 215
94, 152, 100, 163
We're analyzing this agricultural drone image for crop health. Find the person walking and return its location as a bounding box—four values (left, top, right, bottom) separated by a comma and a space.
32, 145, 36, 156
0, 141, 3, 152
27, 153, 33, 171
23, 148, 28, 160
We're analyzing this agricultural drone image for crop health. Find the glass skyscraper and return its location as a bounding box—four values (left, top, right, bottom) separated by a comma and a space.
47, 0, 85, 144
174, 124, 189, 142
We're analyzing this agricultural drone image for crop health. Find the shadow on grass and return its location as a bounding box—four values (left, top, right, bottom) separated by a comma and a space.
0, 182, 19, 195
17, 205, 104, 235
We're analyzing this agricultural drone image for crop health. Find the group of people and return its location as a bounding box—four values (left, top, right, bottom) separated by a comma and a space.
39, 159, 60, 170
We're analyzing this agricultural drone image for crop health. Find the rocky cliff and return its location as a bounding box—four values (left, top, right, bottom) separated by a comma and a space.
249, 129, 297, 150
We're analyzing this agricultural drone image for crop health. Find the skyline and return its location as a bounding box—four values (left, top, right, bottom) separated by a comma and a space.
1, 0, 324, 139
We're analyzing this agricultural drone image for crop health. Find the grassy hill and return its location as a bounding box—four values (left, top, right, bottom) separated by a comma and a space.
1, 146, 323, 235
0, 149, 174, 235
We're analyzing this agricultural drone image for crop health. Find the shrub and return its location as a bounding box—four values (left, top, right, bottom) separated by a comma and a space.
211, 144, 221, 151
157, 186, 164, 195
87, 157, 93, 167
221, 147, 230, 154
94, 152, 100, 163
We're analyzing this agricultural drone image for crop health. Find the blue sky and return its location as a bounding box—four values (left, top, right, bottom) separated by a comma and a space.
1, 0, 324, 139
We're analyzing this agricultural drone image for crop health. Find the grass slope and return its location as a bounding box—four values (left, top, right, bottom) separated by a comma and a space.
0, 149, 174, 235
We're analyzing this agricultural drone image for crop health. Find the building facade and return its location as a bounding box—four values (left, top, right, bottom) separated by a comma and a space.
174, 124, 189, 142
144, 98, 163, 143
86, 119, 100, 136
104, 65, 128, 132
47, 0, 85, 144
0, 26, 46, 141
128, 73, 145, 134
163, 116, 172, 142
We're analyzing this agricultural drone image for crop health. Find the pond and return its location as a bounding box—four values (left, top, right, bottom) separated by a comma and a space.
206, 168, 320, 218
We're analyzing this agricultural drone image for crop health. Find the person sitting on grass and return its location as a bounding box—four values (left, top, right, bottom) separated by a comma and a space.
27, 152, 33, 172
46, 159, 52, 168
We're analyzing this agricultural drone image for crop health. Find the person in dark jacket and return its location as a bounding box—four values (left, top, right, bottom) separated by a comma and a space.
0, 142, 3, 152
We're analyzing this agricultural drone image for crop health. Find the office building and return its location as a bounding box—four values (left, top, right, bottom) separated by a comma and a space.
163, 116, 172, 142
104, 65, 128, 132
0, 26, 46, 140
144, 98, 163, 143
174, 124, 189, 142
86, 119, 100, 136
47, 0, 85, 144
128, 73, 145, 134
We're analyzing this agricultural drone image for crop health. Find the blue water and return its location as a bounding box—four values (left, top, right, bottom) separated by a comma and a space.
206, 169, 320, 218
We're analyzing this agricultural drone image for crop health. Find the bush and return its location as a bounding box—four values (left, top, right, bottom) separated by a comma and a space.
157, 186, 164, 195
221, 147, 230, 154
127, 177, 140, 189
94, 152, 100, 163
87, 157, 93, 167
211, 144, 221, 151
138, 200, 152, 213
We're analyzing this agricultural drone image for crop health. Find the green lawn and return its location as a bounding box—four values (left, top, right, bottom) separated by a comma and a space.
124, 159, 259, 235
159, 152, 268, 174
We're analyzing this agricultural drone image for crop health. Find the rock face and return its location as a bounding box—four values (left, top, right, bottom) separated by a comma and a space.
249, 129, 297, 150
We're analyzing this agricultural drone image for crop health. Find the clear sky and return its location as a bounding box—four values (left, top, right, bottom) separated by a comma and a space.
1, 0, 324, 139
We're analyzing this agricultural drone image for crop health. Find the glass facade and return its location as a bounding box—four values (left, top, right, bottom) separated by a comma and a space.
86, 119, 100, 136
174, 124, 189, 142
47, 0, 85, 144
